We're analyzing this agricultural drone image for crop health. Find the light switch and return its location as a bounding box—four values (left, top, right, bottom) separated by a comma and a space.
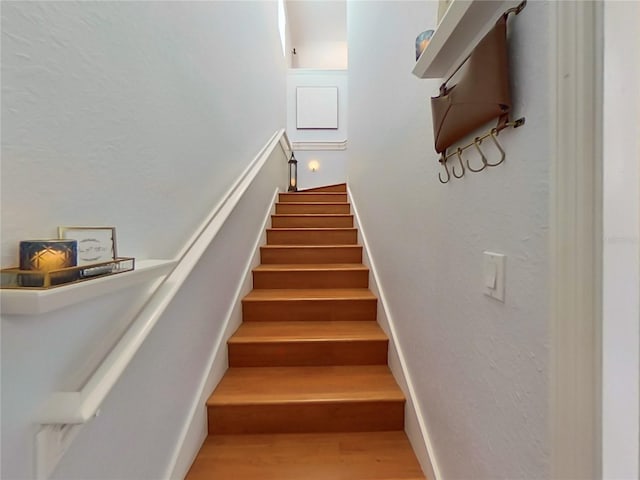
483, 251, 505, 302
484, 262, 497, 288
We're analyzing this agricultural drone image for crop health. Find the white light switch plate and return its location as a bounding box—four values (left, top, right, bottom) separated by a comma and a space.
483, 251, 505, 302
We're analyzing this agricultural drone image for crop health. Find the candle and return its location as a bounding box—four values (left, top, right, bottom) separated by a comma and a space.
20, 240, 77, 271
18, 239, 78, 287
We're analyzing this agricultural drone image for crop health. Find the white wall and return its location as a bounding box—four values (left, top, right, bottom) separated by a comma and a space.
602, 2, 640, 478
1, 1, 285, 266
292, 42, 348, 70
347, 2, 550, 479
1, 2, 287, 479
286, 0, 347, 70
295, 150, 347, 191
287, 69, 347, 189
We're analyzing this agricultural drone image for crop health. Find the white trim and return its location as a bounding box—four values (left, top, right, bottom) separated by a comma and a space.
280, 133, 293, 158
166, 188, 279, 480
291, 140, 347, 151
348, 186, 441, 480
549, 2, 603, 479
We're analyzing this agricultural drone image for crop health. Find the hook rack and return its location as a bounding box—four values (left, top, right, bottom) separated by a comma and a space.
437, 117, 525, 184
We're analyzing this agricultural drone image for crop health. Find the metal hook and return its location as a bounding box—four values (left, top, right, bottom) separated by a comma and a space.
452, 148, 465, 178
485, 129, 506, 167
466, 137, 489, 172
505, 0, 526, 17
438, 156, 451, 184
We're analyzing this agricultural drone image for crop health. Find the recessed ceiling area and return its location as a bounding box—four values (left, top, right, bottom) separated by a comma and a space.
286, 0, 347, 69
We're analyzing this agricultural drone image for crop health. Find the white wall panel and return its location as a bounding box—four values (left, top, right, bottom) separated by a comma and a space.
347, 1, 551, 478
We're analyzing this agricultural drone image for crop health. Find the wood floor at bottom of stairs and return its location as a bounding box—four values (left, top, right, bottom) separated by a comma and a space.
185, 431, 425, 480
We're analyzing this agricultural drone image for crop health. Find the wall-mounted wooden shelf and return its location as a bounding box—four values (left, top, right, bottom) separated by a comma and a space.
0, 259, 177, 315
413, 0, 519, 79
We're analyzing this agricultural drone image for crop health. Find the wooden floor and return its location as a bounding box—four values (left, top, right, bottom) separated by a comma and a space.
186, 432, 424, 480
186, 184, 425, 479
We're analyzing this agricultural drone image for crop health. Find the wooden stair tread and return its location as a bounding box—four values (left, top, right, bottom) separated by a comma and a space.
280, 192, 346, 197
208, 365, 404, 405
267, 228, 358, 246
261, 244, 361, 250
185, 431, 425, 480
268, 227, 356, 232
228, 321, 388, 366
271, 214, 354, 226
260, 245, 363, 265
275, 203, 351, 214
272, 214, 353, 217
289, 190, 346, 195
254, 263, 367, 272
229, 321, 386, 343
276, 202, 349, 206
279, 193, 348, 204
243, 288, 376, 301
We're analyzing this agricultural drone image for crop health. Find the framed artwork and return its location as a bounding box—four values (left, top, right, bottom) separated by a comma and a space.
58, 226, 117, 265
296, 86, 339, 129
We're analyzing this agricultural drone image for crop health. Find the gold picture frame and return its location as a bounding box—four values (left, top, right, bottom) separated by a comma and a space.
58, 226, 117, 266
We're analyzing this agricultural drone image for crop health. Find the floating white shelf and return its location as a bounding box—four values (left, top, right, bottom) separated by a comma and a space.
0, 259, 177, 316
413, 0, 520, 79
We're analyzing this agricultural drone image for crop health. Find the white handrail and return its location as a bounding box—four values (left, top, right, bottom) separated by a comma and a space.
38, 129, 290, 425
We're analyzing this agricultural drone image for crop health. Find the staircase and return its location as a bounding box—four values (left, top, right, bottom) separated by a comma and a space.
186, 184, 426, 479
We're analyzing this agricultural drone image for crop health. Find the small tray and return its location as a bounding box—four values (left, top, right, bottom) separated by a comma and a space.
0, 257, 135, 289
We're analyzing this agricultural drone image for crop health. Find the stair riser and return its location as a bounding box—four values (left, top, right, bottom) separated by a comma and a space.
228, 340, 388, 367
279, 193, 347, 203
275, 203, 350, 214
253, 270, 368, 289
260, 246, 363, 264
271, 216, 354, 228
208, 401, 404, 434
242, 299, 378, 322
267, 230, 358, 245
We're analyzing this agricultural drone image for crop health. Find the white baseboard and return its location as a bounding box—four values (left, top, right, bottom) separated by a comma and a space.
165, 188, 279, 480
348, 186, 441, 480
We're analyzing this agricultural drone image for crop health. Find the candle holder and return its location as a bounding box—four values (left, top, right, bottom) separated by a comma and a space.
18, 239, 77, 286
1, 257, 135, 289
288, 153, 298, 192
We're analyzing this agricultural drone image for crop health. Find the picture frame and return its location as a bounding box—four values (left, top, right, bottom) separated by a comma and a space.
58, 226, 117, 265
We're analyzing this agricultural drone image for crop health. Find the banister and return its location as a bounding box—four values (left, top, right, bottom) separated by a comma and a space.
37, 129, 289, 427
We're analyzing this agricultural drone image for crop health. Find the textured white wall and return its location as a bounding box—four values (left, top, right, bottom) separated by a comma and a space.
602, 1, 640, 478
1, 2, 286, 479
347, 2, 550, 478
287, 69, 347, 190
1, 1, 286, 266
